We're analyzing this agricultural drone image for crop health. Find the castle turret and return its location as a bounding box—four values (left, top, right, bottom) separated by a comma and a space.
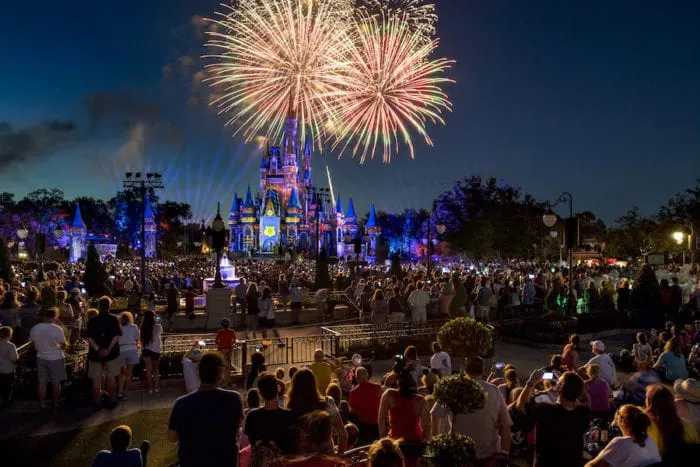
241, 185, 257, 251
344, 197, 359, 240
69, 204, 87, 263
365, 202, 381, 263
228, 193, 241, 251
143, 198, 156, 258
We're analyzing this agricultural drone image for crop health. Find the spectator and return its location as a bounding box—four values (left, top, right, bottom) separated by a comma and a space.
545, 354, 564, 374
653, 337, 688, 383
584, 405, 660, 467
182, 341, 203, 394
619, 357, 660, 406
349, 366, 382, 444
310, 349, 333, 394
284, 411, 345, 466
0, 326, 18, 410
582, 341, 617, 387
168, 352, 244, 467
140, 310, 163, 394
278, 275, 290, 313
246, 351, 266, 390
674, 378, 700, 434
165, 282, 179, 331
215, 318, 237, 386
645, 384, 699, 461
245, 372, 293, 455
418, 370, 439, 396
561, 334, 580, 372
516, 371, 591, 467
370, 289, 389, 325
326, 382, 342, 404
585, 364, 611, 420
406, 282, 429, 324
245, 388, 261, 414
234, 277, 247, 314
30, 307, 67, 410
246, 283, 260, 339
290, 282, 303, 314
118, 312, 140, 400
287, 368, 348, 455
431, 356, 511, 462
499, 369, 521, 405
18, 288, 40, 345
86, 297, 122, 409
92, 425, 146, 467
428, 341, 451, 377
184, 286, 196, 320
632, 332, 652, 363
344, 423, 359, 450
0, 291, 20, 335
260, 287, 278, 339
387, 287, 406, 324
368, 438, 404, 467
402, 346, 423, 385
379, 368, 430, 442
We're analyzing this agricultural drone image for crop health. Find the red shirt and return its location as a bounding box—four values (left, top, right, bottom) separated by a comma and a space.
215, 328, 237, 350
349, 380, 382, 425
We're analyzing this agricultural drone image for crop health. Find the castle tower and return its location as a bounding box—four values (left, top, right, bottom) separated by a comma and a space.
365, 202, 381, 263
69, 204, 87, 263
241, 185, 257, 253
335, 196, 345, 258
228, 193, 241, 252
143, 198, 157, 258
285, 186, 303, 247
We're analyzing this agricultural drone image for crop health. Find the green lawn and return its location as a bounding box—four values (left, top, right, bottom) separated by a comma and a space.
0, 408, 178, 467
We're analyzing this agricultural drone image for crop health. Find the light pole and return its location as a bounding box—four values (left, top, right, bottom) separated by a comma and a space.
672, 231, 686, 265
543, 192, 575, 314
123, 172, 164, 292
424, 218, 446, 277
207, 203, 227, 288
310, 186, 331, 263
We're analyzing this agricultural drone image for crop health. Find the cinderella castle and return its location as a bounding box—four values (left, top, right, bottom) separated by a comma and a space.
227, 116, 380, 262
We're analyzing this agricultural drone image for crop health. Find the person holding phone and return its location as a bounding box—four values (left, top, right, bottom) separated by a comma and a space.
516, 370, 591, 467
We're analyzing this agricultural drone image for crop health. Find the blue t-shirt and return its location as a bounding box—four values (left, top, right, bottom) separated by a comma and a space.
92, 449, 142, 467
169, 388, 243, 467
657, 351, 688, 381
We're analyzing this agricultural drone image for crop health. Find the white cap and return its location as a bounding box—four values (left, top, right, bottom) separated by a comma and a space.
590, 340, 605, 352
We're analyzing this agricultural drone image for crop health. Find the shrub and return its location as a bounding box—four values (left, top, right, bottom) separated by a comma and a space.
433, 375, 487, 415
428, 433, 477, 467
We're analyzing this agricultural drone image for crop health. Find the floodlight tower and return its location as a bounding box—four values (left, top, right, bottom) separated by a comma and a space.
123, 172, 164, 292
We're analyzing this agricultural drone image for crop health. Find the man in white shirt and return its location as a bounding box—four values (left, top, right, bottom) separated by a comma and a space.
407, 281, 430, 324
429, 341, 452, 377
431, 356, 511, 461
29, 307, 67, 409
583, 340, 617, 387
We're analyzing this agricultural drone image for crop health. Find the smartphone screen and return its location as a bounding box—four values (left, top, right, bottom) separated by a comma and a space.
543, 372, 554, 380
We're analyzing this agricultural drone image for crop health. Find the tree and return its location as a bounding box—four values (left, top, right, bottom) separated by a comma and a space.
389, 253, 403, 279
0, 237, 11, 283
314, 248, 332, 290
84, 244, 109, 297
437, 317, 493, 373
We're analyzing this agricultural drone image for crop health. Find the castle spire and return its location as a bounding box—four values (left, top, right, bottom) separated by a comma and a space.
367, 202, 377, 228
244, 185, 254, 208
72, 203, 86, 229
335, 196, 344, 215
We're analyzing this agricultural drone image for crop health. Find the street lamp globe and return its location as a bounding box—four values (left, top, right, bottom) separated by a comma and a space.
53, 227, 64, 239
435, 223, 446, 235
672, 231, 684, 245
212, 216, 225, 232
16, 228, 28, 240
549, 230, 558, 238
542, 210, 558, 228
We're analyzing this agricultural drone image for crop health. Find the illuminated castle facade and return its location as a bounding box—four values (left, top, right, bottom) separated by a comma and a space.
228, 116, 380, 262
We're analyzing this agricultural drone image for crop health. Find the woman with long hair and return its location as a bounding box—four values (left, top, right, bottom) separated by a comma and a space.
260, 286, 278, 339
378, 369, 430, 466
246, 351, 266, 390
370, 289, 388, 325
499, 369, 520, 404
117, 311, 139, 400
140, 310, 162, 393
585, 404, 660, 467
645, 384, 699, 459
653, 337, 688, 382
283, 411, 345, 467
287, 368, 348, 455
368, 438, 405, 467
561, 334, 580, 372
246, 283, 260, 338
616, 278, 631, 315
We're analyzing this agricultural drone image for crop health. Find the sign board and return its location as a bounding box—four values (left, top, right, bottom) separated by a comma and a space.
646, 253, 665, 266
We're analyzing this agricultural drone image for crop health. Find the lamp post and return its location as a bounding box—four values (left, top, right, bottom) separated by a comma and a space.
424, 218, 446, 277
543, 192, 575, 313
672, 231, 686, 265
310, 186, 331, 263
207, 203, 227, 288
123, 172, 164, 292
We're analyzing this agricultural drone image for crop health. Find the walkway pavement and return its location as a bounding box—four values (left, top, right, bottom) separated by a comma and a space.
0, 327, 636, 441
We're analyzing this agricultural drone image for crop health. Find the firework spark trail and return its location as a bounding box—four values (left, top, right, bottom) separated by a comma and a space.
356, 0, 437, 44
204, 0, 350, 150
328, 13, 454, 163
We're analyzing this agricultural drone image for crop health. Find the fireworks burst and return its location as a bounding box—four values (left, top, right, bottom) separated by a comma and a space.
205, 0, 349, 149
204, 0, 453, 163
356, 0, 437, 45
329, 13, 453, 162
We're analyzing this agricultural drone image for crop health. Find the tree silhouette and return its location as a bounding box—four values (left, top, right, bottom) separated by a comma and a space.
0, 237, 11, 283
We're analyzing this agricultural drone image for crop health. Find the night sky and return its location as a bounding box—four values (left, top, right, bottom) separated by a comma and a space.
1, 0, 699, 224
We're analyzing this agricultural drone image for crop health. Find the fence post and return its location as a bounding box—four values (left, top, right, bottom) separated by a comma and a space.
241, 341, 248, 369
334, 334, 340, 357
